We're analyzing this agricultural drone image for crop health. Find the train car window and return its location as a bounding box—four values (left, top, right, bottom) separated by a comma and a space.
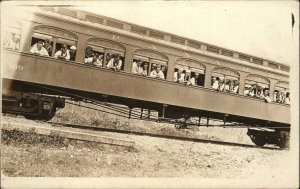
245, 79, 269, 99
174, 64, 189, 84
31, 33, 53, 56
87, 38, 125, 71
150, 59, 167, 79
174, 59, 205, 86
211, 73, 224, 90
174, 64, 205, 86
54, 38, 77, 61
225, 75, 239, 93
134, 49, 168, 79
2, 19, 22, 51
105, 49, 125, 71
244, 75, 270, 100
84, 46, 104, 67
212, 67, 240, 93
191, 68, 205, 87
132, 55, 149, 76
31, 26, 78, 59
274, 82, 290, 104
3, 27, 22, 51
29, 33, 51, 57
211, 74, 239, 93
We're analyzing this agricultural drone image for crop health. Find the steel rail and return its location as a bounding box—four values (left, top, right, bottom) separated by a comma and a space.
48, 121, 282, 150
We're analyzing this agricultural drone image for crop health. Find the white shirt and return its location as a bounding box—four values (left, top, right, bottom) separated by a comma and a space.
285, 97, 290, 104
30, 44, 49, 56
178, 73, 185, 83
132, 62, 138, 73
224, 84, 230, 92
244, 89, 250, 96
107, 58, 122, 70
84, 55, 103, 66
84, 57, 93, 64
132, 62, 144, 74
219, 83, 225, 91
93, 58, 103, 67
229, 85, 234, 92
264, 96, 272, 103
150, 70, 158, 78
158, 71, 165, 79
212, 80, 219, 90
233, 85, 239, 93
249, 91, 255, 97
173, 72, 179, 81
173, 72, 185, 82
187, 77, 196, 86
54, 50, 70, 60
142, 69, 148, 76
259, 93, 265, 99
273, 93, 278, 102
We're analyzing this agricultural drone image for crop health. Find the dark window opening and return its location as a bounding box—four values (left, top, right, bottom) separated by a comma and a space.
174, 64, 205, 87
211, 73, 239, 94
132, 55, 150, 76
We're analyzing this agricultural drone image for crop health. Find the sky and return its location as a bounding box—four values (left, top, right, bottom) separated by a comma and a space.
70, 1, 299, 66
2, 1, 299, 66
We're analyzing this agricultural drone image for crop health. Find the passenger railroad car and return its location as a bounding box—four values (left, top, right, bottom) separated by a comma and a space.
1, 7, 291, 148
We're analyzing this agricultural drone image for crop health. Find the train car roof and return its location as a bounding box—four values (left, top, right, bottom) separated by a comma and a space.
5, 6, 290, 75
39, 7, 290, 68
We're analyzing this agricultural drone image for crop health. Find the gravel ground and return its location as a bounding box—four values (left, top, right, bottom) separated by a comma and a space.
1, 112, 298, 188
0, 126, 290, 178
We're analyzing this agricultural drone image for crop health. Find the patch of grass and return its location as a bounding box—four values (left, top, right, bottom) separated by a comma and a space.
1, 128, 135, 152
2, 129, 66, 148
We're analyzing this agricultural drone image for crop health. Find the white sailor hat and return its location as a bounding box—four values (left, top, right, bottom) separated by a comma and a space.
70, 46, 77, 50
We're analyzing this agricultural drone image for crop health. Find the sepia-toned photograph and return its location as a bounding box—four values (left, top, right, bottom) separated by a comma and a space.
1, 1, 299, 188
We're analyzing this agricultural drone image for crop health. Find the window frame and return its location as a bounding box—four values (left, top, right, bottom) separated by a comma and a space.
2, 19, 22, 52
30, 26, 78, 59
211, 67, 240, 93
87, 39, 126, 70
132, 55, 150, 76
133, 51, 168, 79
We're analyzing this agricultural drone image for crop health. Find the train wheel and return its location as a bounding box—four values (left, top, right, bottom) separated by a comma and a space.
23, 104, 56, 121
278, 132, 290, 149
24, 113, 55, 121
249, 134, 267, 147
41, 106, 57, 121
24, 115, 39, 120
42, 112, 56, 121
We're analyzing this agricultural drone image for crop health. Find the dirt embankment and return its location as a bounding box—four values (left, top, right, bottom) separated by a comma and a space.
1, 127, 289, 178
1, 103, 296, 184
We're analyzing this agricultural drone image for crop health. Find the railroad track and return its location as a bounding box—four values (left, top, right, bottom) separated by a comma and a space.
48, 121, 282, 150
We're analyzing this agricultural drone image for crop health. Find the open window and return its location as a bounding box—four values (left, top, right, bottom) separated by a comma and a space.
245, 74, 270, 99
106, 49, 125, 70
31, 26, 77, 60
174, 58, 205, 86
212, 67, 239, 93
84, 46, 105, 67
150, 59, 168, 79
133, 49, 168, 79
2, 19, 22, 51
274, 81, 290, 104
87, 38, 125, 70
132, 55, 150, 76
31, 33, 53, 56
